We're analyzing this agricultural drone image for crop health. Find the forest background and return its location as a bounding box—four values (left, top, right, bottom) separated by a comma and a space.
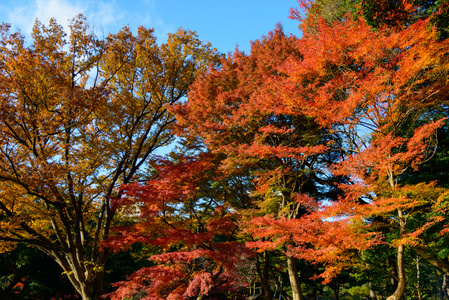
0, 0, 449, 300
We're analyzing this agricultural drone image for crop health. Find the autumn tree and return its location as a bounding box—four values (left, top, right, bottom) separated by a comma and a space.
293, 0, 449, 40
0, 15, 218, 300
103, 150, 251, 300
173, 25, 348, 300
170, 3, 449, 299
274, 3, 449, 299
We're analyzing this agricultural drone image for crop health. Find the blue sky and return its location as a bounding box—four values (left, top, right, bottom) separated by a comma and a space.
0, 0, 301, 54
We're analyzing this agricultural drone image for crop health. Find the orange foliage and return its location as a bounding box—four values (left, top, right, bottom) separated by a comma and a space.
176, 1, 449, 287
0, 15, 219, 299
278, 2, 449, 287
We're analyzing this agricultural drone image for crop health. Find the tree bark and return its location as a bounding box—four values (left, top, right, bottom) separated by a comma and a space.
332, 284, 340, 300
416, 254, 422, 300
262, 251, 273, 300
442, 273, 449, 299
386, 244, 405, 300
369, 281, 377, 299
48, 247, 107, 300
386, 209, 406, 300
255, 251, 273, 300
435, 267, 444, 300
286, 254, 304, 300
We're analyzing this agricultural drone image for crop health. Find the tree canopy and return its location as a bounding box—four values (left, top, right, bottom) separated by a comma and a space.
2, 1, 449, 300
0, 15, 219, 300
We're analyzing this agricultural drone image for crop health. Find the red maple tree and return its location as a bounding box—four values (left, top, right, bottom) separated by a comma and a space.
173, 25, 348, 300
104, 152, 251, 300
276, 5, 449, 299
174, 4, 449, 299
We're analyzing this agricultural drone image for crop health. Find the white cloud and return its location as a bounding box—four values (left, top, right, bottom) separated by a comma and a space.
7, 0, 83, 36
34, 0, 85, 25
6, 3, 37, 34
88, 1, 124, 36
5, 0, 122, 38
131, 0, 175, 42
2, 0, 176, 44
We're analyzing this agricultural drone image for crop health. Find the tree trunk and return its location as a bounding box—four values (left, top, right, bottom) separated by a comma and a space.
332, 284, 340, 300
435, 267, 444, 300
50, 249, 107, 300
368, 281, 377, 299
386, 209, 406, 300
416, 254, 422, 300
281, 190, 305, 300
255, 251, 273, 300
263, 251, 273, 300
312, 288, 318, 300
386, 244, 405, 300
67, 271, 104, 300
442, 273, 449, 299
286, 254, 304, 300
